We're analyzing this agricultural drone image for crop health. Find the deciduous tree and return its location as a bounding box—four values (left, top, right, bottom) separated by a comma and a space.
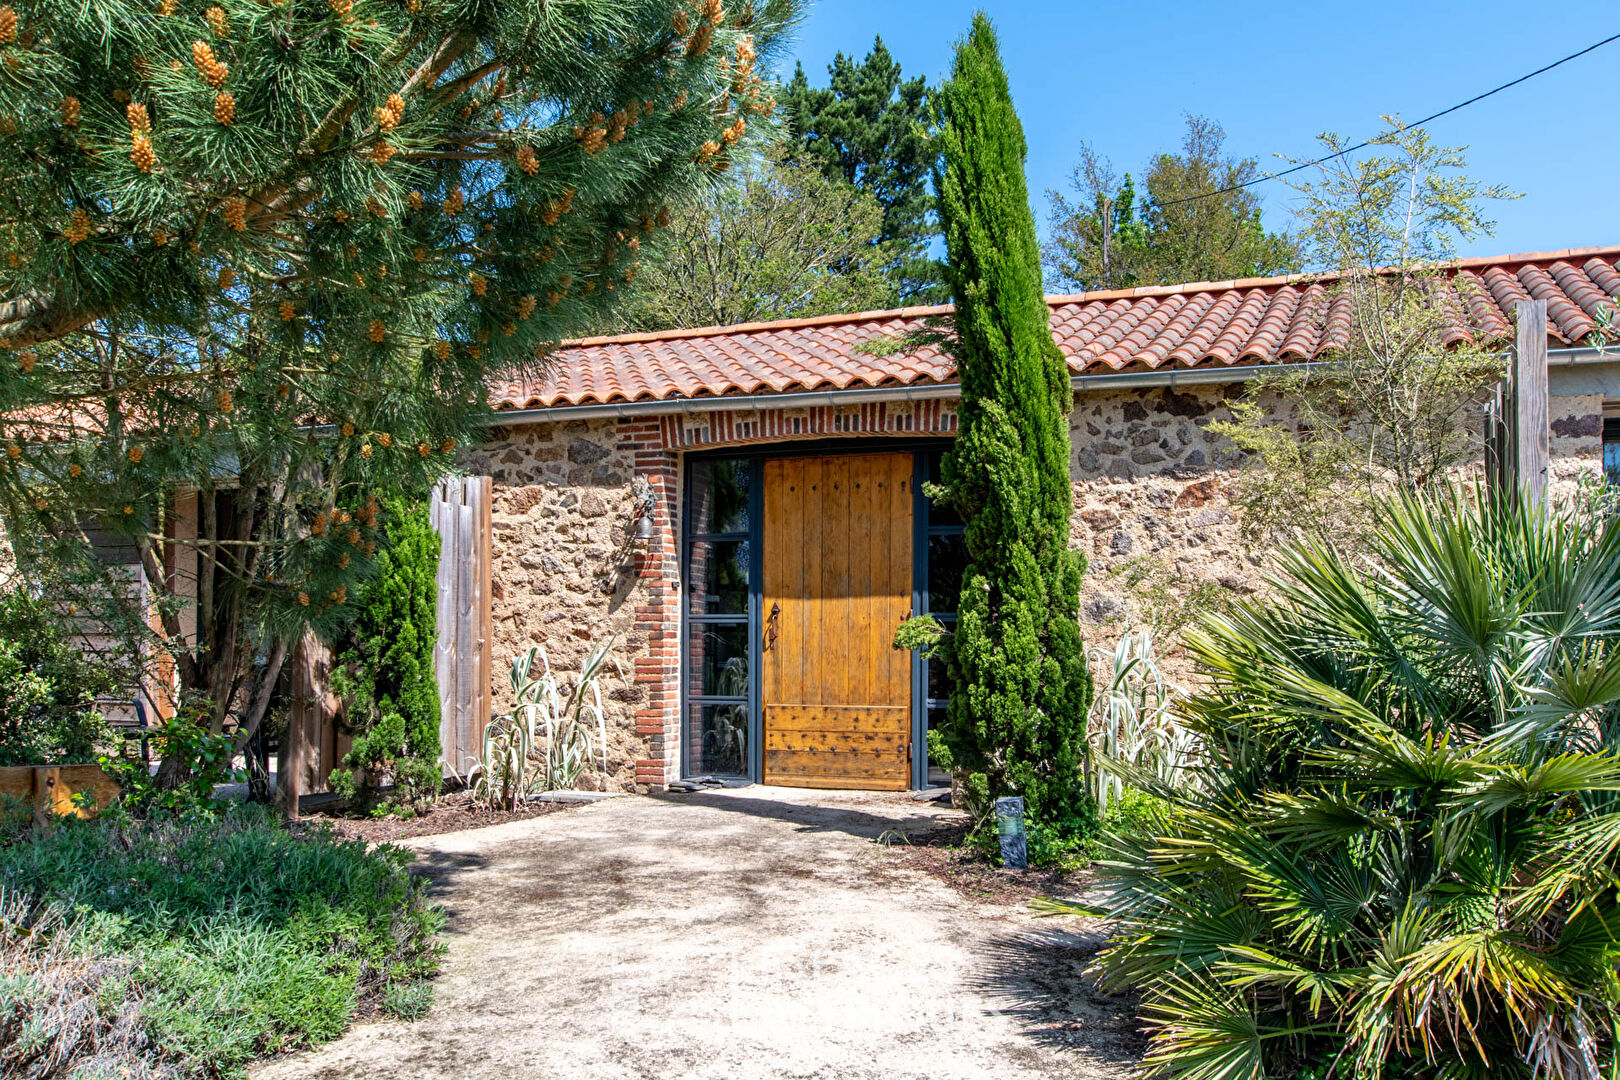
604, 150, 896, 331
1210, 118, 1514, 545
1044, 115, 1300, 291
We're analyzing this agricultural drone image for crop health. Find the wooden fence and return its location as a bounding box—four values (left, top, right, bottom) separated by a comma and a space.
430, 475, 493, 778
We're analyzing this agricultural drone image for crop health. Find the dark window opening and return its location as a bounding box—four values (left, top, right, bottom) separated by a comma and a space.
919, 450, 967, 787
1605, 417, 1620, 488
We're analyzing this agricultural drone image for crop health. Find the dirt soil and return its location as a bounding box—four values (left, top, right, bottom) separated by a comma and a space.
253, 786, 1141, 1080
883, 815, 1094, 905
296, 789, 580, 844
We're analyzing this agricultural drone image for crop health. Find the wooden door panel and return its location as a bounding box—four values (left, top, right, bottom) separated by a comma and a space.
762, 453, 913, 790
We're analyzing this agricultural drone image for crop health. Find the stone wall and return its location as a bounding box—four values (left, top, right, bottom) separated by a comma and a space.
1069, 383, 1260, 682
1069, 382, 1608, 682
471, 378, 1612, 789
461, 417, 679, 793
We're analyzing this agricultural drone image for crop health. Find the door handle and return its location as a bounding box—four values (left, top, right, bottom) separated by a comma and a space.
763, 601, 781, 652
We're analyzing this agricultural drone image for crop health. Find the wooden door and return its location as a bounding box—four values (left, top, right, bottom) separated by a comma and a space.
762, 453, 913, 790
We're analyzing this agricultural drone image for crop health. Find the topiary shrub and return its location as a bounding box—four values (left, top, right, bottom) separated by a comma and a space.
327, 500, 441, 816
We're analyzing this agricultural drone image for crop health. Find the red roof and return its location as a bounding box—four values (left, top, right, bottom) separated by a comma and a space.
489, 246, 1620, 411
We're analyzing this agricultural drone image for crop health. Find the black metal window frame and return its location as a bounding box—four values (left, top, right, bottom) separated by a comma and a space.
911, 449, 963, 789
679, 439, 954, 788
681, 455, 764, 780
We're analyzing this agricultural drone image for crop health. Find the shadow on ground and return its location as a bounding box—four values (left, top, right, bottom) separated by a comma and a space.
647, 790, 956, 842
967, 924, 1146, 1061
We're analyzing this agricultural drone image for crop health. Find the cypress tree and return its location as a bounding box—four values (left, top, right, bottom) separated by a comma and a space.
329, 499, 440, 814
930, 13, 1090, 828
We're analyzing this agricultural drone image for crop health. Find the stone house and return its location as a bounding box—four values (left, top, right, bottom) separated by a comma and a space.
463, 245, 1620, 794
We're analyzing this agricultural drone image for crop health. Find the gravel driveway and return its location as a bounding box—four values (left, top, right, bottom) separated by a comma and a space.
253, 787, 1139, 1080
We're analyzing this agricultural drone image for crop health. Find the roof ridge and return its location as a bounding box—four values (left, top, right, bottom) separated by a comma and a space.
558, 245, 1620, 348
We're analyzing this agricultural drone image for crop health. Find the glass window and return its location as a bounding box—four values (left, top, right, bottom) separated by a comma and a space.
923, 450, 963, 528
926, 533, 967, 615
927, 655, 951, 704
688, 623, 749, 698
689, 458, 751, 535
688, 538, 749, 616
688, 702, 748, 777
926, 707, 950, 786
1605, 418, 1620, 487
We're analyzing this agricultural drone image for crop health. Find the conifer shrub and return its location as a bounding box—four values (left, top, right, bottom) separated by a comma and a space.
328, 500, 441, 816
0, 591, 118, 766
925, 14, 1092, 838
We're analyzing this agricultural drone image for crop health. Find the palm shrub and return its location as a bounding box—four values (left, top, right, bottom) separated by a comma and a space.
1065, 491, 1620, 1080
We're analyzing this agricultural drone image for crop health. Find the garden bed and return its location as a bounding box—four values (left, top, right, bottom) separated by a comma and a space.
882, 817, 1093, 904
298, 788, 583, 844
0, 805, 444, 1079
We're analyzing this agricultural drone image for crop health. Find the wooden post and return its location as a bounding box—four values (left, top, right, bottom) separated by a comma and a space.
473, 476, 493, 756
282, 630, 330, 820
429, 476, 492, 778
432, 479, 458, 773
1514, 299, 1550, 506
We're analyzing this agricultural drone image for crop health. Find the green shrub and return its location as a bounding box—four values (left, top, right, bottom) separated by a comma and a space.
1066, 491, 1620, 1080
0, 591, 118, 765
328, 500, 442, 815
99, 711, 239, 819
0, 805, 444, 1078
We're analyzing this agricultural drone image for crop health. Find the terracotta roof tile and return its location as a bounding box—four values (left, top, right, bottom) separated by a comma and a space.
490, 246, 1620, 411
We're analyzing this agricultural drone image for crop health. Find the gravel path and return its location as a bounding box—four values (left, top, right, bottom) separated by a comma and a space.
253, 786, 1139, 1080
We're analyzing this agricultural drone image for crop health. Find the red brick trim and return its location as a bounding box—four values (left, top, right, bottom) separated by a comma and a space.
619, 418, 680, 791
617, 401, 960, 789
656, 399, 957, 450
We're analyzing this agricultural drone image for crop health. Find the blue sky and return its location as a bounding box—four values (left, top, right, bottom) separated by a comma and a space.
784, 0, 1620, 262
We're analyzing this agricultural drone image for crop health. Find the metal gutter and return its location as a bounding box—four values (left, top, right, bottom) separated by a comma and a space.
486, 347, 1620, 426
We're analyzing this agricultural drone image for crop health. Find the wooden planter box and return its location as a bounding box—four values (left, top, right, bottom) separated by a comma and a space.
0, 764, 121, 823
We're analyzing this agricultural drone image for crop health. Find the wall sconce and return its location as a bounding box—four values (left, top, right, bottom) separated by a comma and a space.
631, 476, 656, 541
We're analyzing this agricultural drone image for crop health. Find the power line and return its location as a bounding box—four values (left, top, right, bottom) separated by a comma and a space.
1152, 29, 1620, 210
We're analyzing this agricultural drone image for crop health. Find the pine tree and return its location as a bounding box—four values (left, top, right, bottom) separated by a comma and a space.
930, 13, 1090, 828
783, 36, 942, 300
329, 499, 440, 814
0, 0, 802, 780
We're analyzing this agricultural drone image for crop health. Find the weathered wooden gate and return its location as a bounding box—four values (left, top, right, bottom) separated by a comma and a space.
1485, 299, 1551, 503
282, 477, 492, 816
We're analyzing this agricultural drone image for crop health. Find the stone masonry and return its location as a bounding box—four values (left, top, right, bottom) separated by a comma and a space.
469, 384, 1608, 789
